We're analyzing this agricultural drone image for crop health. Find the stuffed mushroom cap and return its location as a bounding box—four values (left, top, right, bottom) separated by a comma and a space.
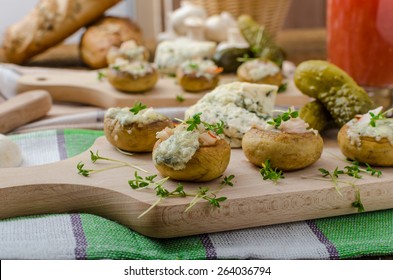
176, 59, 222, 92
106, 58, 158, 93
337, 107, 393, 166
242, 116, 323, 171
104, 106, 173, 152
153, 123, 231, 182
237, 59, 283, 86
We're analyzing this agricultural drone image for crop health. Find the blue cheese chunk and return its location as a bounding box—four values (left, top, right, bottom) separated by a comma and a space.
185, 82, 277, 147
347, 118, 393, 147
154, 127, 200, 170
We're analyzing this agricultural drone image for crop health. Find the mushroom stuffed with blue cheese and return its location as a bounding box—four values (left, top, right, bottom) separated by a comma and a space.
242, 108, 323, 171
152, 115, 231, 182
337, 107, 393, 166
104, 105, 173, 152
106, 58, 158, 93
176, 59, 223, 92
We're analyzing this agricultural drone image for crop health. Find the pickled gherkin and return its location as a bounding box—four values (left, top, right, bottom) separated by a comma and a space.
294, 60, 374, 127
299, 100, 333, 132
237, 15, 285, 67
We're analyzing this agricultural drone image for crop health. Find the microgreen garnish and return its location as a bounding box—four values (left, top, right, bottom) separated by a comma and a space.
369, 108, 393, 127
267, 108, 299, 129
97, 70, 106, 81
130, 172, 236, 217
277, 82, 288, 93
259, 160, 284, 184
188, 62, 199, 70
112, 65, 121, 71
365, 163, 382, 177
176, 94, 185, 102
184, 112, 225, 135
129, 102, 147, 115
313, 160, 383, 212
77, 150, 147, 177
236, 53, 254, 63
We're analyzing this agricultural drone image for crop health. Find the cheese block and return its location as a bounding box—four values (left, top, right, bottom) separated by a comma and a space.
154, 39, 216, 75
185, 82, 278, 147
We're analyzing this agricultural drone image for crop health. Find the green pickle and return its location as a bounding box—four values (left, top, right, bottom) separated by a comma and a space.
213, 47, 253, 73
299, 100, 332, 132
237, 15, 285, 67
294, 60, 374, 127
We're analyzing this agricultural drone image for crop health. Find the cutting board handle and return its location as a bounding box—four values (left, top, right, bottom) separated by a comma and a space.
0, 90, 52, 133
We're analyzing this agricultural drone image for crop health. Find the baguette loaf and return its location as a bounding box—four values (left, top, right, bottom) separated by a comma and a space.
3, 0, 121, 64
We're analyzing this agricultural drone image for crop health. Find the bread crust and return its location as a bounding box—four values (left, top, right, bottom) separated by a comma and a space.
3, 0, 121, 64
80, 16, 143, 69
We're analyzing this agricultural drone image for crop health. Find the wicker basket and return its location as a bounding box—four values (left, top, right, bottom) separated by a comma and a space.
188, 0, 291, 38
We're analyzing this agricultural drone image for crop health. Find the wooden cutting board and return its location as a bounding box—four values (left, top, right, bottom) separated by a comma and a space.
15, 69, 310, 108
1, 133, 392, 238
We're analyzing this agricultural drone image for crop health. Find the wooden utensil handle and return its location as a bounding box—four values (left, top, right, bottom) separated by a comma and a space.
0, 90, 52, 134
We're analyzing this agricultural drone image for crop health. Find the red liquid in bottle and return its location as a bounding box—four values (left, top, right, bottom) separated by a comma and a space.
328, 0, 393, 88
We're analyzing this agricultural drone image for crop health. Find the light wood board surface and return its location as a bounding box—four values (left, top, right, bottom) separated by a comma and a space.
15, 70, 310, 109
0, 134, 392, 238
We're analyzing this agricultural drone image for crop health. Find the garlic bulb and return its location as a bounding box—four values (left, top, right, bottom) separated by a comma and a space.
0, 134, 23, 168
170, 1, 206, 35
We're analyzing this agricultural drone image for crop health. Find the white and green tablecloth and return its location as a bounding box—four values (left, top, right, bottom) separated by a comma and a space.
1, 129, 393, 260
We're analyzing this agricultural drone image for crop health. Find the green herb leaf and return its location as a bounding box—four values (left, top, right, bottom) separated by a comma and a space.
277, 83, 288, 93
185, 112, 202, 131
97, 70, 106, 81
176, 94, 185, 102
259, 160, 284, 184
222, 175, 235, 186
130, 102, 147, 115
268, 107, 299, 129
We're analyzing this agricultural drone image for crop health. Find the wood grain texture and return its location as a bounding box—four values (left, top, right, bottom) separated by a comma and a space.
0, 90, 52, 133
0, 134, 392, 238
15, 70, 310, 109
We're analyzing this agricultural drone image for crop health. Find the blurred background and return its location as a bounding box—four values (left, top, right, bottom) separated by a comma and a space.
0, 0, 327, 65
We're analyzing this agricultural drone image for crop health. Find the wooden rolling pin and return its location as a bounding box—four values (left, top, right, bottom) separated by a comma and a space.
0, 90, 52, 133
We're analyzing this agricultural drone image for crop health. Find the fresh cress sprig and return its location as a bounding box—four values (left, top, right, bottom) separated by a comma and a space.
130, 172, 235, 217
267, 107, 299, 129
259, 160, 284, 184
97, 70, 106, 81
176, 94, 185, 102
130, 102, 147, 115
183, 112, 225, 135
315, 160, 383, 212
369, 108, 393, 127
77, 150, 147, 177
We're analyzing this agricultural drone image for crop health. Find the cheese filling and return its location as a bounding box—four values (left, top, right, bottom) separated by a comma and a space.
242, 60, 280, 81
154, 126, 200, 170
180, 59, 221, 80
346, 118, 393, 147
110, 58, 155, 77
105, 107, 167, 126
185, 82, 277, 147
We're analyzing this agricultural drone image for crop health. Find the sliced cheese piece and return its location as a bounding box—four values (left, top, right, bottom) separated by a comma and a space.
185, 82, 277, 147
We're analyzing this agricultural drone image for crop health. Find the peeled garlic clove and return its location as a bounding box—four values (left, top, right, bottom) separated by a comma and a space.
0, 134, 23, 168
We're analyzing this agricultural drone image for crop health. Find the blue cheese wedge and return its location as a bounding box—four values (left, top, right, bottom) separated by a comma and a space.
154, 39, 216, 75
185, 82, 277, 147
